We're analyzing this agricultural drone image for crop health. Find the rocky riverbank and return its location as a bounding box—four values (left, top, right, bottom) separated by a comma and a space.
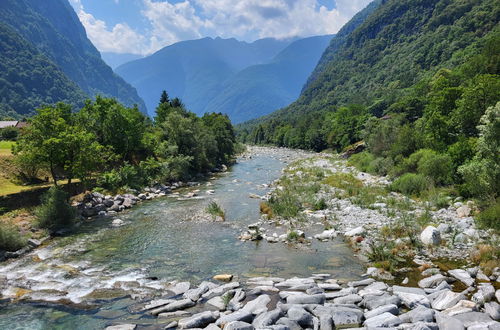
105, 272, 500, 330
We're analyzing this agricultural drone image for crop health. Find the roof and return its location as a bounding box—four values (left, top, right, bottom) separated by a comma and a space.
0, 121, 18, 128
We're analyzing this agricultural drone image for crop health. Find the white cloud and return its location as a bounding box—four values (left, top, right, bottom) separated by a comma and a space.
71, 0, 373, 55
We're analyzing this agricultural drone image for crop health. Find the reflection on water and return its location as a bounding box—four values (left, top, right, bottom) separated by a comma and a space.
0, 153, 364, 329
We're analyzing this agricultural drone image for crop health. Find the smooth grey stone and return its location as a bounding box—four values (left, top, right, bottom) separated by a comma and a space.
216, 310, 254, 326
287, 294, 325, 305
392, 285, 426, 296
448, 269, 475, 287
203, 282, 240, 300
242, 294, 271, 315
178, 311, 219, 329
277, 317, 302, 330
485, 302, 500, 320
363, 295, 401, 310
399, 306, 435, 323
306, 287, 325, 295
431, 290, 465, 310
224, 321, 254, 330
332, 294, 362, 305
396, 291, 431, 308
314, 306, 363, 327
287, 307, 313, 327
453, 312, 495, 328
252, 308, 282, 328
150, 299, 196, 316
204, 324, 221, 330
363, 312, 402, 328
348, 278, 375, 287
317, 313, 333, 330
418, 274, 446, 288
435, 312, 465, 330
364, 304, 399, 319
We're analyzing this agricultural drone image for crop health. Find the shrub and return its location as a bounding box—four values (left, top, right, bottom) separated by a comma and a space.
0, 221, 26, 252
476, 201, 500, 231
37, 186, 76, 232
417, 151, 453, 185
0, 127, 19, 140
268, 191, 301, 219
348, 152, 376, 173
206, 201, 225, 220
287, 231, 300, 242
313, 198, 328, 211
391, 173, 431, 196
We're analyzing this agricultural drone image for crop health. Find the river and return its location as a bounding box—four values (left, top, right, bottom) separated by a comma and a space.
0, 148, 364, 329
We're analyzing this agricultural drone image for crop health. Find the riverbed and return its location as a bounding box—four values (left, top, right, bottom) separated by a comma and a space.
0, 147, 365, 329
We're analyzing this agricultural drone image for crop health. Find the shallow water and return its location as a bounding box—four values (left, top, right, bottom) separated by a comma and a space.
0, 152, 364, 329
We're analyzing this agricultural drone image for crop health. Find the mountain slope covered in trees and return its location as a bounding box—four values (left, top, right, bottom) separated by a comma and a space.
240, 0, 499, 204
0, 0, 146, 116
0, 22, 87, 119
203, 35, 333, 124
116, 37, 296, 118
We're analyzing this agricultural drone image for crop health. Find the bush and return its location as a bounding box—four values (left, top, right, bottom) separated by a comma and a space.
0, 221, 26, 251
348, 152, 376, 173
417, 151, 453, 185
206, 201, 225, 220
476, 201, 500, 231
313, 198, 328, 211
37, 186, 76, 232
0, 127, 19, 140
391, 173, 431, 196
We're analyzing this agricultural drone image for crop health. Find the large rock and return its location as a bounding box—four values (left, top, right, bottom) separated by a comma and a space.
287, 293, 325, 305
203, 282, 240, 300
399, 306, 435, 323
420, 226, 441, 246
396, 291, 431, 308
364, 304, 399, 319
276, 317, 302, 330
150, 299, 196, 316
448, 269, 475, 287
418, 274, 446, 288
216, 310, 254, 326
363, 295, 401, 310
363, 312, 402, 328
105, 325, 136, 330
242, 294, 271, 315
435, 312, 465, 330
431, 290, 466, 311
473, 284, 496, 305
287, 307, 313, 327
332, 294, 362, 305
344, 226, 364, 237
314, 230, 337, 240
485, 302, 500, 320
252, 309, 282, 328
456, 205, 471, 218
442, 300, 476, 316
224, 321, 254, 330
178, 311, 219, 329
453, 312, 496, 328
184, 282, 214, 301
314, 306, 363, 327
207, 296, 226, 310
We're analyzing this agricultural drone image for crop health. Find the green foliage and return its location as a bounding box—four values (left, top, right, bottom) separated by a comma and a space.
0, 221, 26, 252
0, 127, 19, 140
313, 198, 328, 211
36, 186, 76, 232
287, 231, 300, 242
416, 150, 453, 186
206, 201, 225, 220
348, 152, 377, 173
390, 173, 430, 196
475, 201, 500, 231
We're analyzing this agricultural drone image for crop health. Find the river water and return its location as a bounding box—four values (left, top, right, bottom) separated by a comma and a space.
0, 150, 364, 329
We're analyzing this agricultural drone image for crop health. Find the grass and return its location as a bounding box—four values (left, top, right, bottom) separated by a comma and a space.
0, 220, 27, 251
206, 201, 225, 220
0, 141, 15, 156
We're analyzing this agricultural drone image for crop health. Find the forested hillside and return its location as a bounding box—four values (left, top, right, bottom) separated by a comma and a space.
0, 0, 146, 117
240, 0, 499, 204
0, 22, 86, 119
204, 35, 333, 124
116, 37, 295, 117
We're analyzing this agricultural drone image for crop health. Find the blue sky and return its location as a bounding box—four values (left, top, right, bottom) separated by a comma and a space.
69, 0, 372, 55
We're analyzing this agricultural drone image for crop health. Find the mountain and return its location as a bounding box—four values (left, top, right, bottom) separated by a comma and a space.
204, 35, 333, 124
240, 0, 499, 149
101, 52, 144, 70
116, 37, 295, 117
0, 22, 87, 119
0, 0, 146, 116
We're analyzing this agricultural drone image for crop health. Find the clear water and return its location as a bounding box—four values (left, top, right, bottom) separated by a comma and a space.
0, 152, 364, 329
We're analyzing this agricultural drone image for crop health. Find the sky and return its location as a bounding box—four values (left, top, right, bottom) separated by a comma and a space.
69, 0, 373, 56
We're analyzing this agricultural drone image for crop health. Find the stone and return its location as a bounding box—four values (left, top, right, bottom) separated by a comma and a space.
442, 300, 476, 316
27, 238, 42, 248
453, 312, 496, 328
418, 274, 446, 288
214, 274, 233, 282
242, 294, 271, 315
473, 284, 496, 305
396, 291, 431, 308
420, 226, 441, 246
167, 281, 191, 295
158, 311, 190, 319
363, 295, 401, 310
435, 312, 465, 330
287, 307, 313, 327
333, 294, 362, 305
364, 304, 399, 319
150, 299, 196, 316
216, 310, 254, 326
399, 306, 435, 323
203, 282, 240, 300
184, 282, 213, 301
287, 293, 325, 305
276, 318, 302, 330
318, 283, 341, 291
122, 198, 133, 208
111, 219, 125, 227
165, 321, 177, 329
105, 325, 136, 330
252, 309, 282, 328
437, 223, 452, 234
456, 205, 471, 218
432, 290, 466, 311
224, 321, 254, 330
207, 296, 226, 311
143, 299, 175, 311
205, 324, 221, 330
178, 311, 219, 329
348, 278, 375, 287
485, 302, 500, 320
344, 226, 364, 237
363, 312, 402, 328
314, 230, 337, 240
227, 290, 246, 311
314, 306, 363, 327
448, 269, 475, 287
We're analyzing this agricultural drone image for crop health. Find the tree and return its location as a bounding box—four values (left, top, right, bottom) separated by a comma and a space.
159, 90, 170, 105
